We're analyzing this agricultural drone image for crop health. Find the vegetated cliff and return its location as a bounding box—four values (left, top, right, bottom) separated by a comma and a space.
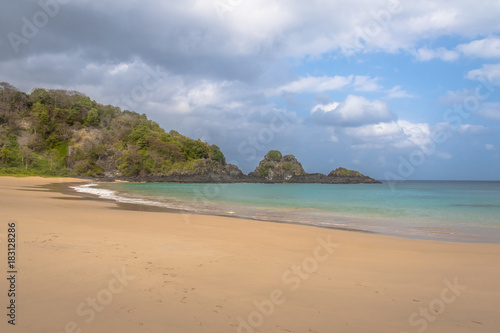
0, 83, 379, 183
0, 82, 236, 180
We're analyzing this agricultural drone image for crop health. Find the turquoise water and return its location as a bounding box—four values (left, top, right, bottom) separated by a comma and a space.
73, 181, 500, 243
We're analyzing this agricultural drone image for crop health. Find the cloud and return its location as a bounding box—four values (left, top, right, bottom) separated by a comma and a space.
276, 75, 352, 94
457, 37, 500, 58
458, 124, 488, 135
485, 144, 496, 151
386, 85, 415, 98
3, 1, 500, 70
436, 152, 452, 160
413, 37, 500, 62
476, 103, 500, 121
2, 0, 500, 180
345, 120, 432, 150
167, 80, 236, 114
437, 90, 500, 122
404, 8, 459, 35
466, 63, 500, 84
275, 75, 382, 95
352, 76, 382, 92
437, 89, 473, 106
311, 95, 394, 126
413, 47, 460, 62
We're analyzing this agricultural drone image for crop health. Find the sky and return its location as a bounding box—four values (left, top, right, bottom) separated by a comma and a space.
1, 0, 500, 180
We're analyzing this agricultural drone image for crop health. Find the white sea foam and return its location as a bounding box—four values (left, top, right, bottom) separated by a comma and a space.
71, 184, 116, 199
70, 183, 180, 210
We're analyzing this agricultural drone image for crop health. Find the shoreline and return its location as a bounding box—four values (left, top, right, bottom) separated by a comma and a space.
1, 176, 499, 332
52, 181, 378, 236
65, 179, 500, 244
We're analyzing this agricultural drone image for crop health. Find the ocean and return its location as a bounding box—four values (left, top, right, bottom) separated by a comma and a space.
71, 181, 500, 243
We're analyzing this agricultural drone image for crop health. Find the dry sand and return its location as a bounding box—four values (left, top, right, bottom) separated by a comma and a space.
0, 176, 499, 333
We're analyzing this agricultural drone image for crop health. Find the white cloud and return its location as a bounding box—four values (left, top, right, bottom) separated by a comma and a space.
457, 37, 500, 58
386, 85, 415, 98
294, 1, 500, 58
437, 152, 452, 160
476, 102, 500, 121
311, 102, 340, 113
404, 9, 459, 35
466, 63, 500, 84
396, 120, 432, 148
345, 120, 432, 150
311, 95, 394, 126
276, 75, 352, 94
458, 124, 488, 135
327, 128, 339, 142
413, 47, 460, 62
437, 91, 500, 122
412, 37, 500, 63
353, 75, 382, 92
485, 144, 496, 151
437, 89, 473, 106
275, 74, 382, 95
108, 63, 130, 75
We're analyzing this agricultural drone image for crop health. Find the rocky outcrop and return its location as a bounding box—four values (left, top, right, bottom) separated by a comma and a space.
92, 150, 380, 184
121, 160, 247, 183
246, 151, 380, 184
248, 150, 306, 182
326, 167, 380, 184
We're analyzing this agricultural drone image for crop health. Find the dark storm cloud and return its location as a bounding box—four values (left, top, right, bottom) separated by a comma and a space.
1, 0, 274, 83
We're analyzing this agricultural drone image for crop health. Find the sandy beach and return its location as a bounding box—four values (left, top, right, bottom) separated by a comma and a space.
0, 176, 499, 333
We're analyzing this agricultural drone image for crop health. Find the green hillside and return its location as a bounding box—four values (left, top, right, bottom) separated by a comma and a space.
0, 82, 226, 177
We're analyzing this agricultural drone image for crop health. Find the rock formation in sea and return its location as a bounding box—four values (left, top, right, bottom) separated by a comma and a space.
243, 150, 380, 184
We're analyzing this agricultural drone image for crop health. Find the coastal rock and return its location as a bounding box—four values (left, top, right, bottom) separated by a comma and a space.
246, 150, 381, 184
82, 151, 381, 184
325, 167, 380, 184
132, 160, 246, 183
248, 150, 306, 181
